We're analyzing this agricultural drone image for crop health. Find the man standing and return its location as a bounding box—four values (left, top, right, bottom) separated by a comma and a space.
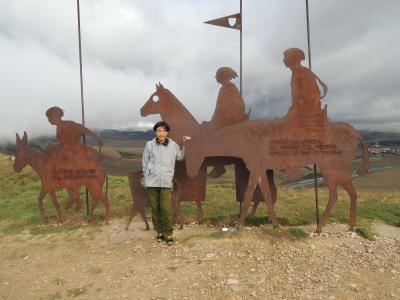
142, 121, 191, 246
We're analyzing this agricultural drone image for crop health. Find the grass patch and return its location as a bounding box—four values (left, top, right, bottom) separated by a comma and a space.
208, 231, 226, 239
356, 227, 375, 240
245, 216, 270, 226
261, 225, 287, 239
117, 149, 141, 159
87, 266, 103, 275
41, 292, 63, 300
179, 229, 241, 246
67, 286, 88, 297
288, 227, 308, 239
1, 153, 399, 238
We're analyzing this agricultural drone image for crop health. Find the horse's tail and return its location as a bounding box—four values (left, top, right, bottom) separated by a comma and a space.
356, 132, 369, 176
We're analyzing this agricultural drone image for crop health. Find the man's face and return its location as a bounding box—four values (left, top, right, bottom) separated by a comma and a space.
155, 126, 168, 141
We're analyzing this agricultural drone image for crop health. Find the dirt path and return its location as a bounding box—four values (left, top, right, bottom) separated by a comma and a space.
0, 220, 399, 300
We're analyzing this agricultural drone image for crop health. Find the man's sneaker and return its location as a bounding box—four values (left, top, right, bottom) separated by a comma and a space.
155, 233, 164, 242
165, 236, 174, 246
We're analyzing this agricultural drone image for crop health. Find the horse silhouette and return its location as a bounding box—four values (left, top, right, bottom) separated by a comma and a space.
14, 132, 110, 224
184, 119, 369, 233
140, 83, 273, 224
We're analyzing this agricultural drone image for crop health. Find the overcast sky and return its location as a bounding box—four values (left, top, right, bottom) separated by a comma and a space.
1, 0, 399, 143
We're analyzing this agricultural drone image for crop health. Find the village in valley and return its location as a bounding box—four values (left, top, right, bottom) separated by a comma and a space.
368, 142, 400, 157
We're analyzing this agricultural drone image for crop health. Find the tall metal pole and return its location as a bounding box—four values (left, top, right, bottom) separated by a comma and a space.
239, 0, 243, 215
77, 0, 85, 128
305, 0, 320, 225
77, 0, 90, 215
306, 0, 312, 70
239, 0, 243, 95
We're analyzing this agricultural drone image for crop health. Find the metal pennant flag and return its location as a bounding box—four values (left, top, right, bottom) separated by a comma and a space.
204, 1, 243, 99
204, 13, 241, 30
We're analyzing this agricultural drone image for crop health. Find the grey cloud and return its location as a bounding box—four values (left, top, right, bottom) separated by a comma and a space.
0, 0, 399, 144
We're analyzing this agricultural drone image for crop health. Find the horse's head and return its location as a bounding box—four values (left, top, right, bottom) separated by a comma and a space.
140, 83, 168, 117
14, 132, 28, 173
184, 139, 204, 178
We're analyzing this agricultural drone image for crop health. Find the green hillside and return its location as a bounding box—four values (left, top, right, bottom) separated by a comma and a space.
1, 153, 399, 238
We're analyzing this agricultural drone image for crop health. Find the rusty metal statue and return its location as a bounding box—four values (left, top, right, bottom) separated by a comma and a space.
14, 107, 110, 224
140, 83, 207, 225
125, 170, 188, 230
249, 47, 330, 214
183, 49, 369, 233
203, 67, 250, 130
139, 68, 271, 225
284, 48, 328, 135
185, 119, 369, 233
125, 170, 150, 231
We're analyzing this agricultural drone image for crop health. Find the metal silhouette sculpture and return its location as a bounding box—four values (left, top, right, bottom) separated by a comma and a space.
183, 49, 369, 233
140, 68, 271, 225
124, 170, 188, 230
14, 107, 110, 224
203, 67, 249, 130
125, 170, 150, 231
284, 48, 328, 136
204, 13, 241, 30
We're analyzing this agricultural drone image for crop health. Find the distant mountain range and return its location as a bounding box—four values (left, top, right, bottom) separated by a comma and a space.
1, 129, 399, 154
359, 130, 400, 146
97, 129, 154, 140
98, 129, 400, 146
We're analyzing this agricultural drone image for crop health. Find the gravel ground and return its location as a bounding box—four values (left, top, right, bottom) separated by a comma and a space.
0, 219, 399, 300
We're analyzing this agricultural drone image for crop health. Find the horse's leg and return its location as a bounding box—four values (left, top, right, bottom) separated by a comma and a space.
38, 189, 49, 223
177, 201, 184, 230
249, 184, 264, 218
259, 173, 279, 226
316, 177, 338, 234
172, 186, 184, 229
249, 198, 260, 218
74, 187, 82, 212
341, 179, 357, 232
101, 186, 110, 225
267, 170, 277, 206
124, 201, 149, 231
247, 171, 278, 219
196, 201, 204, 224
124, 203, 138, 231
139, 204, 150, 230
171, 188, 179, 221
173, 198, 184, 230
208, 161, 226, 178
87, 185, 100, 223
65, 188, 75, 210
49, 190, 62, 224
238, 169, 259, 225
